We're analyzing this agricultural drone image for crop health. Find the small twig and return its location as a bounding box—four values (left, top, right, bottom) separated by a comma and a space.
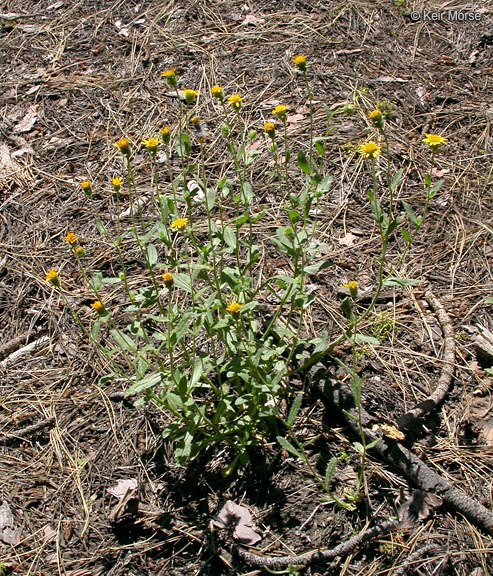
0, 336, 50, 369
397, 291, 455, 429
236, 518, 399, 569
0, 332, 30, 360
391, 543, 440, 576
0, 417, 55, 445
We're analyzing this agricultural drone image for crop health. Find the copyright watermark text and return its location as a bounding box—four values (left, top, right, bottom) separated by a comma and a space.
410, 10, 482, 22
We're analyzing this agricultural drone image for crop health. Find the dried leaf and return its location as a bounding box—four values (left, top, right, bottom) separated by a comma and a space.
1, 527, 20, 546
381, 423, 405, 441
13, 106, 38, 133
338, 232, 358, 247
0, 501, 14, 530
287, 113, 304, 125
107, 478, 138, 498
241, 14, 265, 26
213, 500, 262, 545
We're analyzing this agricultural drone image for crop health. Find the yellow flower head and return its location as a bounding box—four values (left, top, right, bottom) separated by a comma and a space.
292, 54, 307, 72
160, 125, 171, 144
272, 104, 287, 120
183, 88, 198, 105
142, 136, 160, 152
211, 85, 223, 100
423, 133, 447, 151
81, 180, 91, 192
90, 300, 105, 312
114, 137, 131, 156
358, 141, 382, 159
161, 68, 177, 86
190, 115, 200, 125
264, 121, 275, 137
227, 94, 242, 110
226, 301, 242, 314
368, 109, 383, 128
161, 67, 176, 78
65, 232, 77, 245
75, 246, 85, 256
162, 272, 174, 288
111, 176, 122, 191
45, 269, 59, 286
170, 217, 188, 231
343, 281, 358, 297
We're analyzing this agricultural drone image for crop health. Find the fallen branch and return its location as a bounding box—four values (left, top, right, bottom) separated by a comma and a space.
397, 291, 455, 430
0, 336, 50, 369
237, 518, 399, 569
391, 543, 440, 576
0, 416, 55, 445
314, 370, 493, 535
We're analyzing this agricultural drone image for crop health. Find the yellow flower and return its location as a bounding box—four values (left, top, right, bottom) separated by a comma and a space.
211, 85, 223, 99
161, 67, 176, 78
368, 109, 383, 129
170, 217, 188, 231
226, 301, 242, 314
81, 180, 91, 191
114, 137, 131, 156
227, 94, 242, 110
65, 232, 77, 245
264, 121, 275, 137
183, 89, 198, 105
190, 115, 200, 125
160, 125, 171, 144
161, 67, 177, 87
90, 300, 104, 312
142, 136, 160, 152
423, 133, 447, 150
162, 272, 174, 288
292, 54, 306, 71
111, 176, 122, 191
272, 104, 287, 120
45, 269, 59, 286
75, 246, 85, 256
358, 141, 382, 159
343, 281, 358, 298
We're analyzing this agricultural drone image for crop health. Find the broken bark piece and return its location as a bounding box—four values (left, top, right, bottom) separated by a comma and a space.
397, 291, 455, 430
474, 327, 493, 364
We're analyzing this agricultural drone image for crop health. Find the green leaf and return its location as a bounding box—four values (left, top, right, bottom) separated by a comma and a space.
276, 436, 304, 461
90, 272, 103, 292
241, 181, 253, 206
287, 394, 303, 427
428, 178, 444, 199
297, 150, 311, 175
146, 244, 158, 268
353, 333, 380, 346
91, 319, 100, 340
304, 260, 332, 275
324, 457, 338, 489
315, 140, 324, 157
341, 297, 354, 321
223, 226, 237, 250
125, 372, 162, 396
400, 229, 411, 243
383, 277, 422, 287
402, 201, 419, 227
110, 329, 137, 352
288, 209, 300, 224
172, 273, 192, 293
99, 372, 117, 386
484, 298, 493, 305
353, 441, 364, 455
191, 358, 204, 388
390, 168, 404, 192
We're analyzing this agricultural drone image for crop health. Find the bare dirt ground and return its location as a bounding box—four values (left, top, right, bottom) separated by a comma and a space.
1, 0, 492, 574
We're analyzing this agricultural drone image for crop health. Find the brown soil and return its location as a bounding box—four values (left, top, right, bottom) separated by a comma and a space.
1, 1, 492, 575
